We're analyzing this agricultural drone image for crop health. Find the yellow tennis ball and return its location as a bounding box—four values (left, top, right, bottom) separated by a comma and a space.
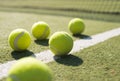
68, 18, 85, 35
7, 57, 53, 81
49, 31, 73, 56
8, 29, 31, 51
31, 21, 50, 40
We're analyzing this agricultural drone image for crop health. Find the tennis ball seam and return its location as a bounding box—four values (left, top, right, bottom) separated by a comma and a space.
50, 45, 62, 55
13, 31, 24, 50
61, 33, 73, 53
50, 33, 73, 55
62, 32, 73, 42
39, 26, 49, 39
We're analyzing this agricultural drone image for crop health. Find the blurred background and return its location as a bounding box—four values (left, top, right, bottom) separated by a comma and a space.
0, 0, 119, 22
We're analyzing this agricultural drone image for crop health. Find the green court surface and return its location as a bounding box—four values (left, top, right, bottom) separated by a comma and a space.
48, 35, 120, 81
0, 11, 120, 63
0, 0, 120, 81
1, 31, 120, 81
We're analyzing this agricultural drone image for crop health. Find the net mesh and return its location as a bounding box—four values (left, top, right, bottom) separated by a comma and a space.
62, 0, 120, 21
70, 0, 120, 14
0, 0, 119, 21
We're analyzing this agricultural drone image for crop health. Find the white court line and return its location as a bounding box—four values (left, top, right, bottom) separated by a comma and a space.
0, 27, 120, 79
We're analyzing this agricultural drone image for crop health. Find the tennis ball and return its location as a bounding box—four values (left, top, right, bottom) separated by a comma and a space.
49, 31, 73, 56
7, 57, 53, 81
31, 21, 50, 40
8, 29, 31, 51
68, 18, 85, 35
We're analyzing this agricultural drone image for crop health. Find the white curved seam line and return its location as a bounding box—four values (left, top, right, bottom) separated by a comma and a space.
14, 32, 24, 50
40, 26, 48, 39
50, 45, 62, 55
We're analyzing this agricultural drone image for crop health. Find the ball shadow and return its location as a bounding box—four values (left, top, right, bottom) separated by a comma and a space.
73, 34, 92, 40
54, 54, 83, 66
34, 39, 49, 46
11, 50, 35, 60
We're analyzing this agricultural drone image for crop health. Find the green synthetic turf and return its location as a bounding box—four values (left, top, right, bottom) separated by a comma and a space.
1, 31, 120, 81
0, 11, 120, 63
0, 0, 120, 81
48, 35, 120, 81
0, 12, 120, 63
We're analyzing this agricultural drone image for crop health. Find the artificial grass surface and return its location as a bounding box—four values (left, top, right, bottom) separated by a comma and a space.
48, 35, 120, 81
1, 31, 120, 81
0, 0, 120, 81
0, 11, 120, 63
